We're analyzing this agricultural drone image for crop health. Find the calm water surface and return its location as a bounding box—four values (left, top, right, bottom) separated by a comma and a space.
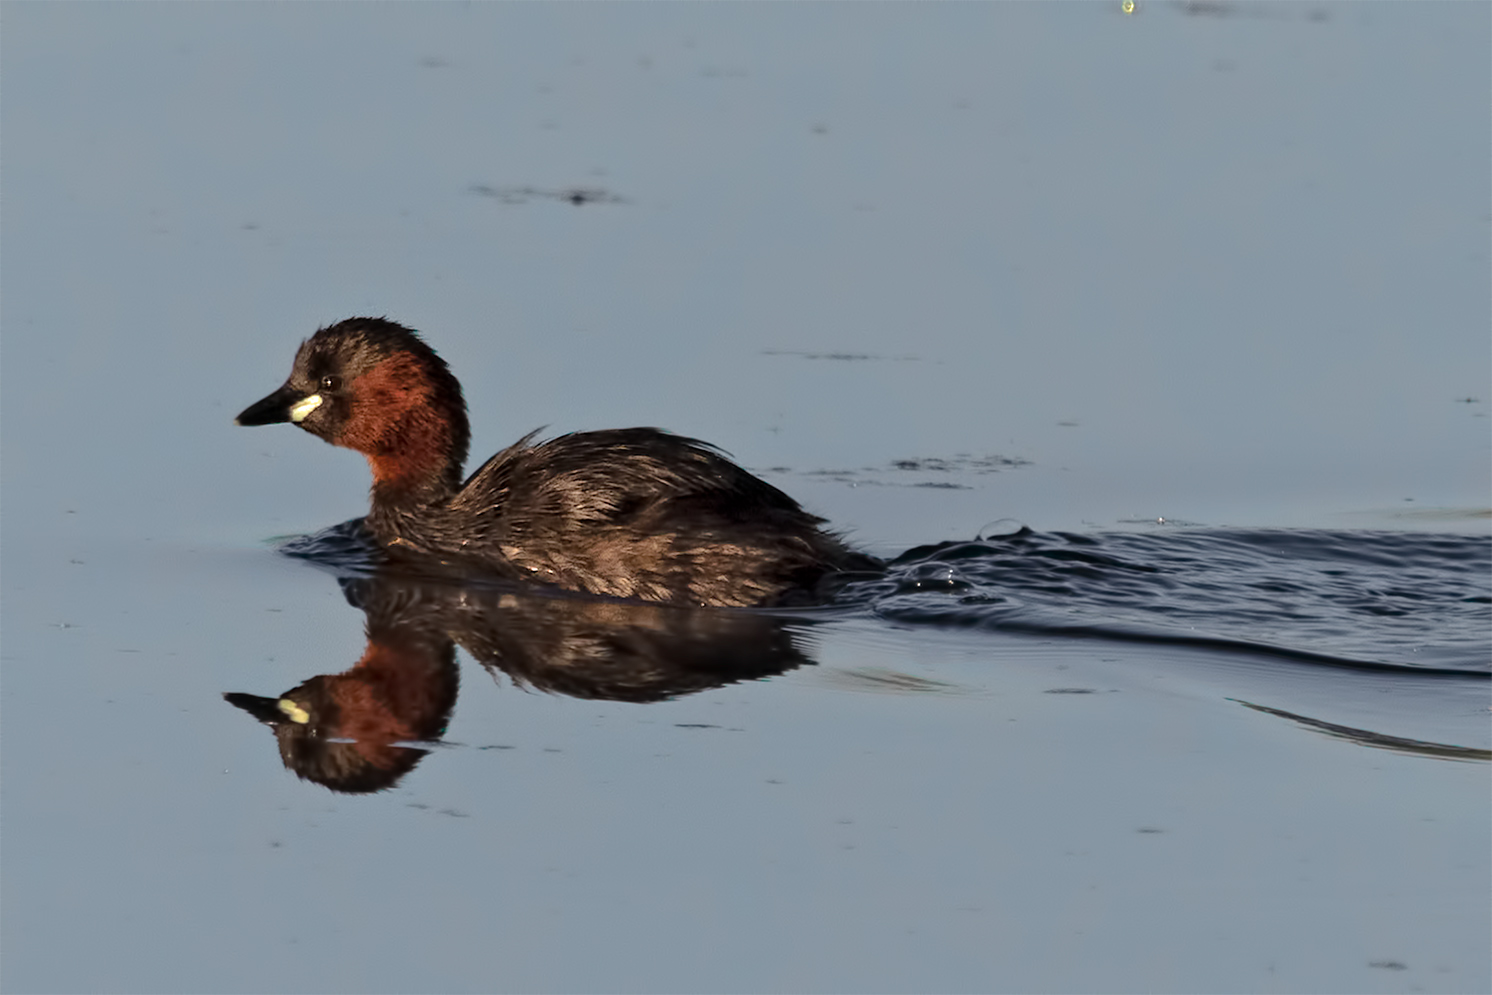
3, 3, 1488, 993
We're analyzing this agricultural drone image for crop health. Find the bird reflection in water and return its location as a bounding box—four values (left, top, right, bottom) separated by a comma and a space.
226, 571, 816, 793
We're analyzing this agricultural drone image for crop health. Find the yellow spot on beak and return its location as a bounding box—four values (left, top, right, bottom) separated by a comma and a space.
277, 699, 311, 724
288, 394, 323, 423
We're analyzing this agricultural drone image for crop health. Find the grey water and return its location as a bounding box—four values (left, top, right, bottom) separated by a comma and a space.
3, 3, 1489, 994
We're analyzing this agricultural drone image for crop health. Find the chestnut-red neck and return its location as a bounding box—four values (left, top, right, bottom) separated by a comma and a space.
336, 352, 469, 504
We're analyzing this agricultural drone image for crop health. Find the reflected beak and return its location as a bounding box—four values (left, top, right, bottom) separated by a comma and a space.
236, 385, 322, 426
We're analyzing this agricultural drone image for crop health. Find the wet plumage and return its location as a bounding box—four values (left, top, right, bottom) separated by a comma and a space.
237, 318, 880, 606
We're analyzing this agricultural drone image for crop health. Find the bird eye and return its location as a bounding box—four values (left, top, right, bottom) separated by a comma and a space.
320, 375, 341, 392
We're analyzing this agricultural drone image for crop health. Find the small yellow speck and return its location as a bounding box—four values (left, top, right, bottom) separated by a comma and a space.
1121, 0, 1136, 12
277, 699, 311, 724
288, 394, 323, 423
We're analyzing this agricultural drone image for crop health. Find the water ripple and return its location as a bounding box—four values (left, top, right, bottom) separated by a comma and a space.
847, 528, 1491, 674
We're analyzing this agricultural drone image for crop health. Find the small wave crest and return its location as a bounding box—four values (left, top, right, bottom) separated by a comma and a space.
277, 518, 387, 574
842, 528, 1492, 674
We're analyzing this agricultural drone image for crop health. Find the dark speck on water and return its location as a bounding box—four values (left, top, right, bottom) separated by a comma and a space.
761, 349, 919, 362
469, 184, 629, 206
762, 453, 1032, 489
889, 455, 1032, 473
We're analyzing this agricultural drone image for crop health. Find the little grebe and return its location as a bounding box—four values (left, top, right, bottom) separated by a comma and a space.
237, 318, 879, 606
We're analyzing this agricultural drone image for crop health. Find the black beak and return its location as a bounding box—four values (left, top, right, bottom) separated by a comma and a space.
224, 692, 289, 724
236, 384, 300, 426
